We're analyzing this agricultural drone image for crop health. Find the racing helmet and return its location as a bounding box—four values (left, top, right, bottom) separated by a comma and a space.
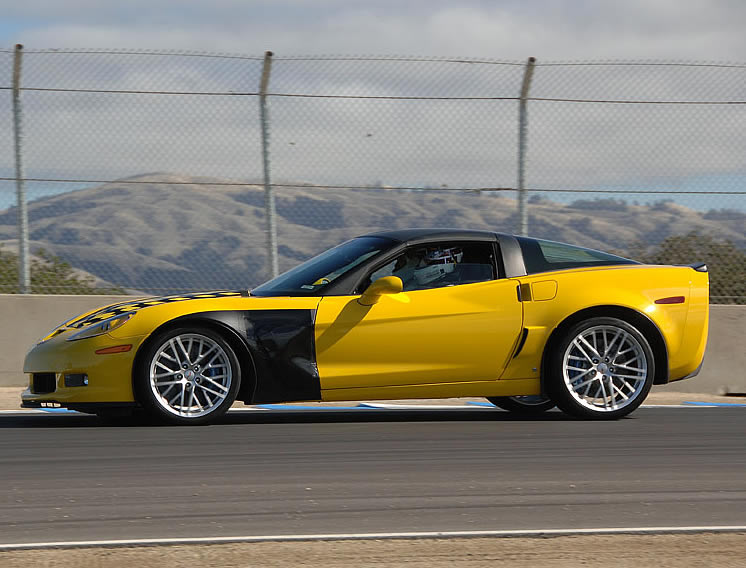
413, 247, 463, 285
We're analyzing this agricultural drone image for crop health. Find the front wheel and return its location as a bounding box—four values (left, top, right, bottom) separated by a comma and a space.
545, 317, 654, 420
487, 395, 555, 414
134, 327, 241, 425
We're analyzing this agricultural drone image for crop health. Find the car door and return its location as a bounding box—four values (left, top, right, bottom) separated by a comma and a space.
314, 241, 523, 390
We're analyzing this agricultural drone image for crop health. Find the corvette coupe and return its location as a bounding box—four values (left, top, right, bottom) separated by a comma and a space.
22, 229, 709, 424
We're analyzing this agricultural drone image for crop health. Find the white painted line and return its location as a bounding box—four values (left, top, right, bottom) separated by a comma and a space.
1, 526, 745, 550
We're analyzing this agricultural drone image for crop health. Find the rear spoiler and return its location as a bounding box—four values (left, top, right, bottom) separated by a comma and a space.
689, 262, 708, 273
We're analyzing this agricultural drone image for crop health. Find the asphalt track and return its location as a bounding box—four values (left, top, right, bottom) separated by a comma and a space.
0, 406, 745, 546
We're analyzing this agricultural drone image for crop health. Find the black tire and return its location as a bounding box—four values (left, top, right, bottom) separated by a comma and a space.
134, 326, 241, 425
487, 395, 555, 414
545, 317, 654, 420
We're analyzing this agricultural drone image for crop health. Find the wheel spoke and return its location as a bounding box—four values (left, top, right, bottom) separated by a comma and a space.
614, 373, 645, 380
599, 377, 609, 408
593, 382, 603, 399
608, 377, 616, 408
154, 379, 182, 386
196, 383, 226, 399
615, 347, 634, 359
168, 386, 183, 405
153, 370, 179, 380
175, 336, 192, 365
570, 367, 596, 382
613, 362, 645, 373
572, 340, 595, 364
603, 329, 622, 357
204, 350, 223, 369
159, 351, 177, 363
194, 344, 218, 366
168, 339, 182, 368
201, 376, 229, 392
160, 383, 176, 398
580, 335, 600, 359
573, 375, 598, 390
185, 387, 195, 413
610, 381, 630, 401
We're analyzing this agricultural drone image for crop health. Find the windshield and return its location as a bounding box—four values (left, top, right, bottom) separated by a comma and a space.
251, 236, 394, 296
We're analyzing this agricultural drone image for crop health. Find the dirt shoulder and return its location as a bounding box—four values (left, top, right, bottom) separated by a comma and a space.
2, 533, 745, 567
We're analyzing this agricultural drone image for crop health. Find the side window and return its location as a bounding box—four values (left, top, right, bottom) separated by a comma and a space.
361, 242, 497, 292
517, 237, 637, 274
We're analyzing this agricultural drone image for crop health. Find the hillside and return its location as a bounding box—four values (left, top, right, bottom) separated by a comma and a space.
0, 174, 743, 293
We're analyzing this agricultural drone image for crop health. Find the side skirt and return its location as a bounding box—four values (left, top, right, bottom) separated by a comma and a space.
320, 379, 542, 402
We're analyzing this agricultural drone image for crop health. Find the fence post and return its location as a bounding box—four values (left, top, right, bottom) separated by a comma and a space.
12, 44, 30, 293
517, 56, 536, 237
259, 50, 279, 279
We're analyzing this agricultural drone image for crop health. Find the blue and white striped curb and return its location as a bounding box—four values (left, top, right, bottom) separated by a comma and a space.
1, 401, 744, 415
682, 401, 746, 407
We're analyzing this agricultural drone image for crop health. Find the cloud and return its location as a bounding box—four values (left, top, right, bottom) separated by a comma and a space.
0, 1, 744, 215
2, 0, 746, 60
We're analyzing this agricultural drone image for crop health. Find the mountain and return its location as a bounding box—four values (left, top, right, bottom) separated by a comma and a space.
0, 173, 743, 293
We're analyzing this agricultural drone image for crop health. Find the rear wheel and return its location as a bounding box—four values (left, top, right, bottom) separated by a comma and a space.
487, 395, 555, 414
546, 317, 654, 420
135, 327, 240, 425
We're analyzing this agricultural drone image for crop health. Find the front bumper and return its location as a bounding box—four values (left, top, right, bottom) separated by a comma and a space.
22, 330, 145, 408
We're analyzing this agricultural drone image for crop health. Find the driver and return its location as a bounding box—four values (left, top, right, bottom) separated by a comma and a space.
412, 246, 463, 287
368, 246, 464, 291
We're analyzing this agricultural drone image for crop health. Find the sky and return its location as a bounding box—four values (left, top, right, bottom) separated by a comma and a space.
0, 0, 745, 213
2, 0, 746, 60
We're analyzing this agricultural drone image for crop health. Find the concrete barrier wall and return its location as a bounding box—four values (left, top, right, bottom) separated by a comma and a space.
1, 294, 744, 393
0, 294, 132, 388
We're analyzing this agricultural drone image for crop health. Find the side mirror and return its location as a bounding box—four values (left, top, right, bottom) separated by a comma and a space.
358, 276, 403, 306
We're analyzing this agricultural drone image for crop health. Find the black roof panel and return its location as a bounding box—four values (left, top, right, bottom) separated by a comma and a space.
364, 227, 500, 243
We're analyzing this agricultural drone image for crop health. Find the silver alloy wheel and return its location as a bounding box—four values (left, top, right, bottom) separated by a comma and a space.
562, 324, 648, 413
148, 333, 233, 418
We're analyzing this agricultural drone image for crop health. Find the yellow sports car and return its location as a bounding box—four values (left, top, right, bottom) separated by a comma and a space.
22, 229, 709, 424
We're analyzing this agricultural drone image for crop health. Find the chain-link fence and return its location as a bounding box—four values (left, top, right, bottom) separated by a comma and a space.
1, 48, 744, 302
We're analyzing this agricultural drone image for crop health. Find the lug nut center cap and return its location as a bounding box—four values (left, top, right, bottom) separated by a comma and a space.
183, 370, 195, 381
597, 363, 609, 374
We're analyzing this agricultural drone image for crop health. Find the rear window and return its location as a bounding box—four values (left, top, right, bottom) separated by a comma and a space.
517, 237, 638, 275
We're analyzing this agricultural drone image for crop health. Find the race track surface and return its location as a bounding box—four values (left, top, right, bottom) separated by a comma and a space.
0, 407, 744, 545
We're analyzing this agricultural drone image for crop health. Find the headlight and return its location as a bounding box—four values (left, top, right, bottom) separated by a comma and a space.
37, 317, 74, 344
66, 312, 135, 341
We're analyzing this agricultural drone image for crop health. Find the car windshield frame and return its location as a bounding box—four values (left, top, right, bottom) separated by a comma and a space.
251, 236, 396, 297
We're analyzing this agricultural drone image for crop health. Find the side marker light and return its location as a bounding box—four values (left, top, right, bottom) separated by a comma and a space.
95, 344, 133, 355
655, 296, 685, 305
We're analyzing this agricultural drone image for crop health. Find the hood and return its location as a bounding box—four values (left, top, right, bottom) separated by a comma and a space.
65, 290, 248, 329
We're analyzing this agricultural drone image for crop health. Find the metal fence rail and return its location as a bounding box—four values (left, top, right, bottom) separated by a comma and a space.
0, 48, 744, 302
